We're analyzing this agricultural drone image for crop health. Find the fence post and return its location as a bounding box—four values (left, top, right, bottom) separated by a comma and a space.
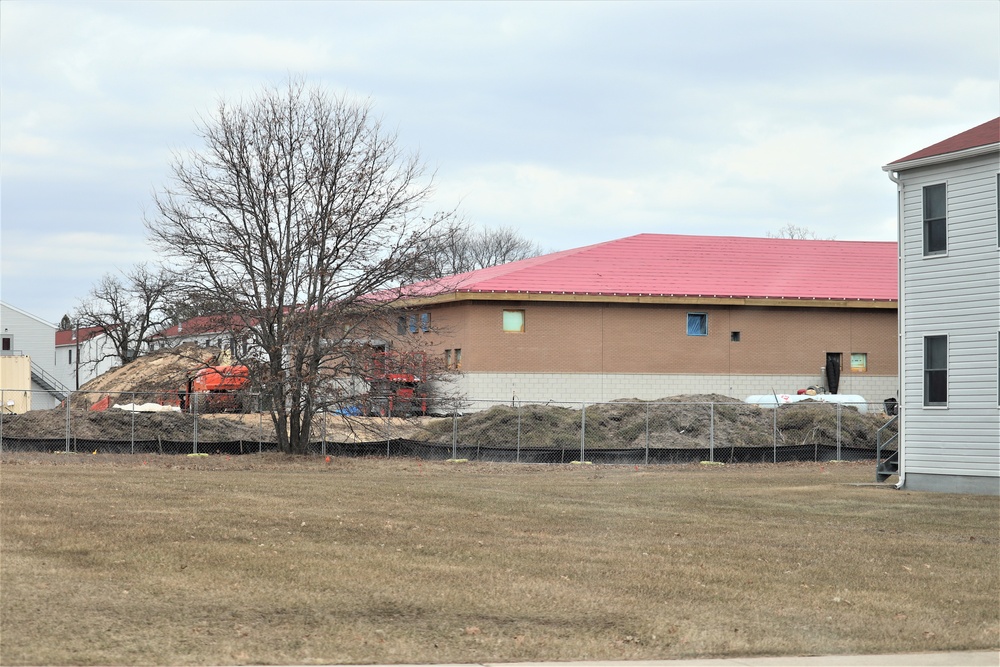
193, 394, 199, 455
451, 401, 458, 460
516, 401, 521, 464
836, 403, 842, 461
386, 402, 391, 458
130, 392, 136, 455
704, 402, 711, 463
644, 402, 649, 465
772, 404, 777, 464
65, 393, 71, 453
580, 402, 586, 463
257, 394, 263, 454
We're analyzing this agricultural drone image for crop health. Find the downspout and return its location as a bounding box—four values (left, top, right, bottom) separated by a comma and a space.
885, 168, 905, 490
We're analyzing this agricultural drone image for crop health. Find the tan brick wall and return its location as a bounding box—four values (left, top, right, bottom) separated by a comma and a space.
405, 300, 897, 378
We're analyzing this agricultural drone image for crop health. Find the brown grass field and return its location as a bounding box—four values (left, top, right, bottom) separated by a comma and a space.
0, 453, 997, 666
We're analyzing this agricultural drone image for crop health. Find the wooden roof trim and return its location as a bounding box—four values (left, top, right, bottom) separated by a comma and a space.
395, 291, 897, 309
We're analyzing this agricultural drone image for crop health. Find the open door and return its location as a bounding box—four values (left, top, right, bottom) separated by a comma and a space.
825, 352, 842, 394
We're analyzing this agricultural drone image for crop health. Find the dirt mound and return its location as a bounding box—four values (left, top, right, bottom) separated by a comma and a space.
420, 394, 888, 450
2, 408, 265, 443
71, 343, 223, 409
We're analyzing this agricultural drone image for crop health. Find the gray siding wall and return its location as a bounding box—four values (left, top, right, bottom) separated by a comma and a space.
898, 152, 1000, 490
0, 302, 62, 409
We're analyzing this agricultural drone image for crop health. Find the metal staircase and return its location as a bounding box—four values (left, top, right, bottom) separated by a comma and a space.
30, 361, 71, 403
875, 414, 899, 482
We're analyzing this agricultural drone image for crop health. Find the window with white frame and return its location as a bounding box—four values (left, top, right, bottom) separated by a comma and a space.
923, 335, 947, 406
923, 183, 947, 256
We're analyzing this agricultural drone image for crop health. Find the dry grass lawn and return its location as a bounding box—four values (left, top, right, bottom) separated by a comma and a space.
1, 454, 997, 666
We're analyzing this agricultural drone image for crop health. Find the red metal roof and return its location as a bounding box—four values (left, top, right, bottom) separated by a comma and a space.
150, 316, 236, 339
55, 326, 106, 346
888, 117, 1000, 165
404, 234, 897, 302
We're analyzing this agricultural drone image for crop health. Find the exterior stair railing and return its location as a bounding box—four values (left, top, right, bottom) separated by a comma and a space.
875, 414, 899, 483
29, 361, 71, 403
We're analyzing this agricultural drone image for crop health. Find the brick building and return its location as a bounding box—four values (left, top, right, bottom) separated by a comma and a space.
396, 234, 899, 403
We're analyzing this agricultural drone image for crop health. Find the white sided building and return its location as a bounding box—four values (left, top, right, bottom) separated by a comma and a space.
883, 118, 1000, 495
54, 326, 118, 390
0, 301, 71, 409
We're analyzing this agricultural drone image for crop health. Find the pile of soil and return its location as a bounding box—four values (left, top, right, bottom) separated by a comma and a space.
2, 409, 265, 443
69, 343, 223, 409
420, 394, 889, 450
6, 344, 890, 450
1, 408, 440, 444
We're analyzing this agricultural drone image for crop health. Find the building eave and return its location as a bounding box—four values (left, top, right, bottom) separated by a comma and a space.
883, 142, 1000, 173
395, 291, 897, 309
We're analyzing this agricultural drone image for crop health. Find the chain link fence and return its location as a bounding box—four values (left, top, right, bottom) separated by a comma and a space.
1, 389, 896, 464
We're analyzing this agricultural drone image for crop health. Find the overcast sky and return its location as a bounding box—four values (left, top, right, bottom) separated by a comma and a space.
2, 1, 998, 324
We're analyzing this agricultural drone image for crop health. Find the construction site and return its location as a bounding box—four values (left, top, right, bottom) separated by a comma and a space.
0, 345, 896, 465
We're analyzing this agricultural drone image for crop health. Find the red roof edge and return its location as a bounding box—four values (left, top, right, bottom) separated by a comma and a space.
55, 326, 106, 346
888, 117, 1000, 165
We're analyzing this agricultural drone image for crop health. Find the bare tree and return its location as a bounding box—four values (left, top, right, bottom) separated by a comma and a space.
468, 225, 546, 269
146, 80, 453, 454
766, 224, 835, 240
409, 222, 546, 280
74, 263, 175, 368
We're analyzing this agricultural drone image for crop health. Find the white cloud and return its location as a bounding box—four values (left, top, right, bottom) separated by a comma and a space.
1, 0, 997, 320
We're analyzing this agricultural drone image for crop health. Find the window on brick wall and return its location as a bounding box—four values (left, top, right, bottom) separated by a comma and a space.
408, 314, 418, 334
730, 331, 741, 342
397, 316, 406, 335
420, 312, 431, 332
503, 310, 524, 332
687, 313, 707, 336
444, 349, 452, 368
454, 348, 462, 369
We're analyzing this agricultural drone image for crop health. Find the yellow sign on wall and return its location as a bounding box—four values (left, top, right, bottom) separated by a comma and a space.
850, 353, 867, 373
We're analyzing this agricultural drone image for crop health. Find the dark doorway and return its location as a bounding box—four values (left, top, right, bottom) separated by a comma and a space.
826, 352, 842, 394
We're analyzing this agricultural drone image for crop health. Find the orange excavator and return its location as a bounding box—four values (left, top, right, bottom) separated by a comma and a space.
179, 365, 250, 413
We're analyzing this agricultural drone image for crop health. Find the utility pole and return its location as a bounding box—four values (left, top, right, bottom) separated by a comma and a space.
74, 322, 80, 390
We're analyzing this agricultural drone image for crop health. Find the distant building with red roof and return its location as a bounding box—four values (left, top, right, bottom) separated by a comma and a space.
54, 324, 116, 389
394, 233, 899, 403
881, 118, 999, 496
147, 315, 249, 357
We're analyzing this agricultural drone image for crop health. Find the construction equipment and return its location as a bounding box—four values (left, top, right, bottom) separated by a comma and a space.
365, 351, 428, 417
179, 365, 250, 413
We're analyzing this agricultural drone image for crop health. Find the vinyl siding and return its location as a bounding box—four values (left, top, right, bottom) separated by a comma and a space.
0, 302, 62, 409
898, 150, 1000, 486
